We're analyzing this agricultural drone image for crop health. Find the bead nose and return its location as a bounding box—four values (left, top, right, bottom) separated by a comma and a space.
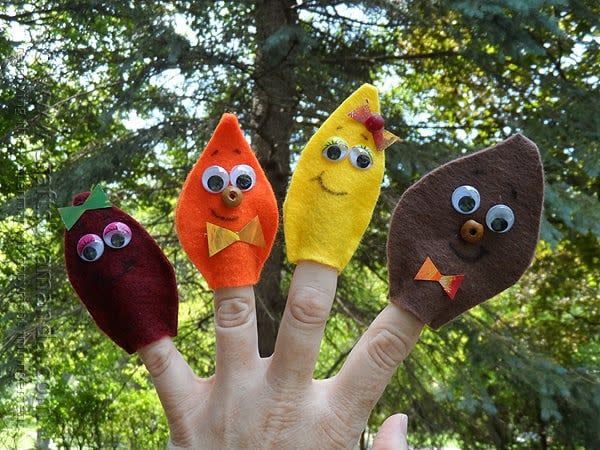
221, 186, 243, 208
460, 219, 484, 243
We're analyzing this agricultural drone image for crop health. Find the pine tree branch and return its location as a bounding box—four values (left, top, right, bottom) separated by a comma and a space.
321, 50, 460, 64
301, 6, 390, 28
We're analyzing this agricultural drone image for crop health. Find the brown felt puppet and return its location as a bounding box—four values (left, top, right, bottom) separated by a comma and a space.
175, 113, 278, 289
387, 134, 544, 329
61, 186, 178, 353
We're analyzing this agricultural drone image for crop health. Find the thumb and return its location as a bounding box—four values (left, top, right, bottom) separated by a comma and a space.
372, 413, 409, 450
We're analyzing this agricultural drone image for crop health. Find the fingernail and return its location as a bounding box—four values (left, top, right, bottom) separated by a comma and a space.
398, 413, 408, 435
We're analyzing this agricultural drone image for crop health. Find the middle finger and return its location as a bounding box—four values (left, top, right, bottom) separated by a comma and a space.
268, 261, 337, 386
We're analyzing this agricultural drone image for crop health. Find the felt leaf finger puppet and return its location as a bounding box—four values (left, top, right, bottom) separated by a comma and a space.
283, 83, 398, 271
175, 113, 278, 289
387, 134, 544, 329
60, 185, 179, 353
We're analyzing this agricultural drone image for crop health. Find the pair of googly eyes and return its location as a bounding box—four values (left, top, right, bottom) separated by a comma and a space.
202, 164, 256, 193
77, 222, 132, 262
451, 185, 515, 233
322, 138, 373, 170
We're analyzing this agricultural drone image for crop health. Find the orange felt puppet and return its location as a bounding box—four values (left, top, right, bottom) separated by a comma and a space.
175, 113, 278, 289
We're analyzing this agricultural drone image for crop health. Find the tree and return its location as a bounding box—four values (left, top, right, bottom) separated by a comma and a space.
1, 0, 598, 448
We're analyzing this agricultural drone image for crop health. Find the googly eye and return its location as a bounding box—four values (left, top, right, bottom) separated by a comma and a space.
451, 185, 481, 214
230, 164, 256, 191
322, 137, 349, 162
201, 165, 229, 193
349, 146, 373, 170
77, 234, 104, 262
486, 204, 515, 233
102, 222, 132, 249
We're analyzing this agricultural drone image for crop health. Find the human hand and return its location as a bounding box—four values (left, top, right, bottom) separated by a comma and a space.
373, 414, 409, 450
138, 261, 422, 449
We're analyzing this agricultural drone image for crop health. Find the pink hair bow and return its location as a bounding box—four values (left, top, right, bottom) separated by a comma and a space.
348, 104, 399, 151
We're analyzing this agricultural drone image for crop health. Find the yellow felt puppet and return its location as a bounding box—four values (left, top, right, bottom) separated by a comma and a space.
283, 83, 398, 271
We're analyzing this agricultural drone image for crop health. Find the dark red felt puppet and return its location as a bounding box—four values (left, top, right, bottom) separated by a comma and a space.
61, 186, 178, 353
387, 134, 544, 328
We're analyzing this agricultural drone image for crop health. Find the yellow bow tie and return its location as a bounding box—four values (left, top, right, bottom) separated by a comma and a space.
414, 257, 464, 300
207, 216, 266, 257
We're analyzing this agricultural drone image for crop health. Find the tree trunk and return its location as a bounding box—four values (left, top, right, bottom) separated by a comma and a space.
250, 0, 299, 356
538, 411, 549, 450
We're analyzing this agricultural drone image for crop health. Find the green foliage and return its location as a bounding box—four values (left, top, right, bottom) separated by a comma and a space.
1, 0, 598, 448
34, 338, 169, 449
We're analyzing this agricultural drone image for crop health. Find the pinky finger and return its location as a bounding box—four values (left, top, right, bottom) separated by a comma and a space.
372, 414, 409, 450
138, 337, 205, 412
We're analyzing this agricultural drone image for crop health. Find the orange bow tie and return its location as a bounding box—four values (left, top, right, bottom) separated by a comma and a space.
207, 216, 266, 257
414, 257, 464, 300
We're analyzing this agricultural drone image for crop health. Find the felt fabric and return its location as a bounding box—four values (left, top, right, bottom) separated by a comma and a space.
387, 134, 544, 329
58, 185, 112, 230
175, 113, 278, 289
284, 83, 394, 272
64, 191, 178, 354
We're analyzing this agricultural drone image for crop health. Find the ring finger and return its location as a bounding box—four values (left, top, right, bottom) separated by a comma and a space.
213, 285, 260, 381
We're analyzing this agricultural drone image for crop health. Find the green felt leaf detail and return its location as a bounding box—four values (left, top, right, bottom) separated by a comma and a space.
58, 185, 112, 230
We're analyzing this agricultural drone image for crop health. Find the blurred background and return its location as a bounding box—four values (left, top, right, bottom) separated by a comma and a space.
1, 1, 598, 448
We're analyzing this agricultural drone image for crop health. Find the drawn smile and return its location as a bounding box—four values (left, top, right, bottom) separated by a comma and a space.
311, 171, 348, 196
108, 259, 136, 285
211, 208, 238, 222
449, 242, 488, 263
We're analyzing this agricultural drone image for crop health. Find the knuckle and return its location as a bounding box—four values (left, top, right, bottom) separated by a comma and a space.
215, 296, 254, 328
258, 397, 299, 446
318, 407, 355, 449
288, 285, 331, 329
366, 327, 411, 373
143, 341, 175, 379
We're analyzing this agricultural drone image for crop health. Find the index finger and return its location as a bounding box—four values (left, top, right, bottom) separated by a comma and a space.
330, 304, 423, 418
